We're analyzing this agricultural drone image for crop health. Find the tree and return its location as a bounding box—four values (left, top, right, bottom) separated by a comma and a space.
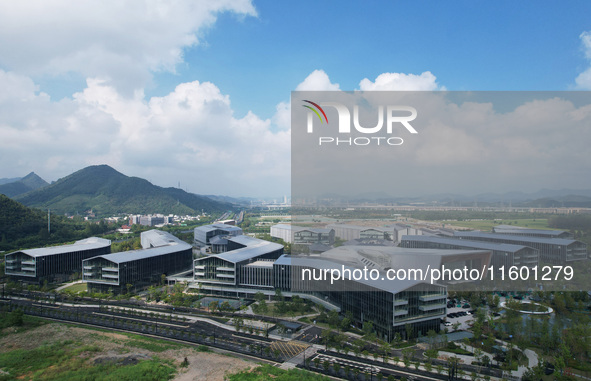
7, 309, 24, 326
333, 362, 341, 375
391, 332, 402, 347
427, 329, 437, 349
380, 343, 391, 363
405, 323, 413, 341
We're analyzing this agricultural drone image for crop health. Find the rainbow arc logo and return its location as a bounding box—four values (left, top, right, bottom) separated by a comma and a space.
302, 100, 328, 124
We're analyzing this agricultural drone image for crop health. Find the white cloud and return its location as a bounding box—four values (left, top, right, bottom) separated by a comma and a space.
359, 71, 445, 91
0, 71, 290, 196
296, 70, 340, 91
0, 0, 256, 93
575, 31, 591, 89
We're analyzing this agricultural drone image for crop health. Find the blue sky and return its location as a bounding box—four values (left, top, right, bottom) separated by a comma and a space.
156, 1, 591, 118
0, 1, 591, 197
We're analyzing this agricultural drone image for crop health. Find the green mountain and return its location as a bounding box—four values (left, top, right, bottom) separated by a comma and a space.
15, 165, 231, 216
0, 172, 48, 198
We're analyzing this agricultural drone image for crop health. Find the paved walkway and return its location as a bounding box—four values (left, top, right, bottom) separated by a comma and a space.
55, 280, 84, 291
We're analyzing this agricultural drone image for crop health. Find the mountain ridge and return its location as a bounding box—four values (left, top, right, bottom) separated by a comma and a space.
14, 165, 231, 216
0, 172, 48, 198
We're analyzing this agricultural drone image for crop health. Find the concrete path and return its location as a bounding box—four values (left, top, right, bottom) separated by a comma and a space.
55, 280, 84, 291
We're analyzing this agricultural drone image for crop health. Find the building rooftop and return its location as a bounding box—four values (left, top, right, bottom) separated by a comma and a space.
195, 223, 242, 233
198, 236, 284, 264
86, 230, 191, 264
272, 224, 333, 234
326, 224, 392, 233
245, 260, 275, 268
401, 235, 530, 253
87, 241, 191, 264
274, 254, 444, 294
10, 237, 111, 258
141, 229, 186, 248
493, 225, 570, 236
454, 231, 580, 246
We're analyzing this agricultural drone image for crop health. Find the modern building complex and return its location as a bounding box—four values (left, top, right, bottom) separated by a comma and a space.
194, 223, 243, 249
194, 234, 284, 289
400, 235, 539, 268
83, 230, 192, 294
4, 237, 112, 284
270, 224, 335, 245
492, 225, 574, 239
454, 231, 588, 264
190, 225, 491, 340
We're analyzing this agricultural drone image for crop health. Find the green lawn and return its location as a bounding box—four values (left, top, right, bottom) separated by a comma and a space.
61, 282, 87, 293
0, 340, 176, 381
438, 218, 549, 231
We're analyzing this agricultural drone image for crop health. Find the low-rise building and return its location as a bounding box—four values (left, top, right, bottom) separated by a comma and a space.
5, 237, 111, 284
83, 230, 192, 294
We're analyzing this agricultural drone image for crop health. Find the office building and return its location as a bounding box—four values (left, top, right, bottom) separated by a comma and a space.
83, 230, 192, 294
5, 237, 111, 284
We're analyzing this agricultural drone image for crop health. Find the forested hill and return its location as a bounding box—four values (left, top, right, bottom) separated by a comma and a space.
15, 165, 231, 216
0, 195, 100, 252
0, 172, 48, 198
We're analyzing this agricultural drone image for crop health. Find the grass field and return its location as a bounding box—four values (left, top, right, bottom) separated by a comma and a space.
0, 315, 255, 380
438, 218, 549, 231
61, 282, 88, 293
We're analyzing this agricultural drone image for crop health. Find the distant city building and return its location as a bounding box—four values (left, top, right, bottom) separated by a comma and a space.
218, 219, 236, 226
139, 215, 165, 226
492, 225, 573, 239
327, 224, 393, 241
129, 215, 141, 225
400, 235, 539, 268
391, 224, 425, 242
83, 230, 192, 294
270, 224, 335, 245
5, 237, 111, 284
454, 231, 587, 264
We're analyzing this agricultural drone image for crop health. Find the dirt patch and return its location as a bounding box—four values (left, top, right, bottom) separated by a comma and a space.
164, 348, 257, 381
93, 353, 151, 366
0, 323, 130, 353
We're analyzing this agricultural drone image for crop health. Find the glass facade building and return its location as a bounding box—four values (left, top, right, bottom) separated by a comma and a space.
4, 237, 111, 284
83, 230, 192, 294
454, 231, 588, 264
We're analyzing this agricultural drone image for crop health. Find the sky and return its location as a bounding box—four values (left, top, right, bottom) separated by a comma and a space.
1, 1, 591, 198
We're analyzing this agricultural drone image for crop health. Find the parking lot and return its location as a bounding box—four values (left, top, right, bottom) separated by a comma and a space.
441, 300, 475, 331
